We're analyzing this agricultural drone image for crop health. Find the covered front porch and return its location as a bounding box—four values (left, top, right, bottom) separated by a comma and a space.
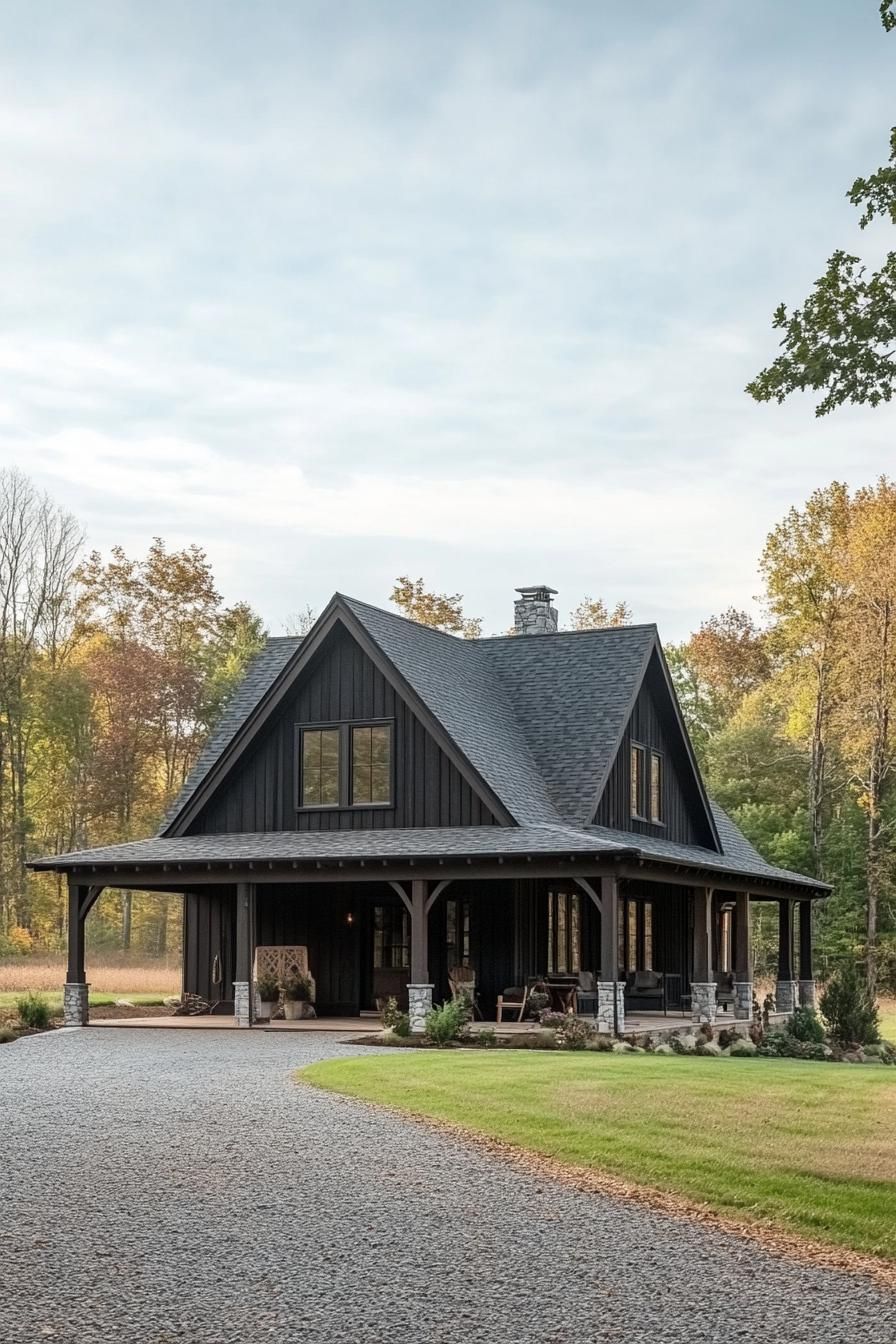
61, 851, 820, 1034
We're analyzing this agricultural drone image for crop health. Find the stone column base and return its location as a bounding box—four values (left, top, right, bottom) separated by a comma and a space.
775, 980, 799, 1014
233, 980, 251, 1028
595, 981, 625, 1035
691, 982, 717, 1025
798, 979, 817, 1010
733, 981, 753, 1020
63, 982, 89, 1027
408, 984, 433, 1035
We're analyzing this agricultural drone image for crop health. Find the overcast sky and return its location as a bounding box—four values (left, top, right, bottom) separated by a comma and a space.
0, 1, 892, 639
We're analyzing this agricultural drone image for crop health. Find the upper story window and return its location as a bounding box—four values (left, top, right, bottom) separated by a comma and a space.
301, 727, 340, 807
630, 743, 645, 818
351, 723, 391, 805
298, 720, 393, 809
650, 751, 664, 823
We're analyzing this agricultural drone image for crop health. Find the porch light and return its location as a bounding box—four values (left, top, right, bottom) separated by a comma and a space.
346, 911, 354, 925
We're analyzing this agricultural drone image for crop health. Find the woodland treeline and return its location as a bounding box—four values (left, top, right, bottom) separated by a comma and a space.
1, 469, 894, 988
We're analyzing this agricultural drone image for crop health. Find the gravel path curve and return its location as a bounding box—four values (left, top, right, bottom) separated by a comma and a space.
2, 1028, 894, 1344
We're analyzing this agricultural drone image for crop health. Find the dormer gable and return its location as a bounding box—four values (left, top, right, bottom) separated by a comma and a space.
592, 646, 719, 850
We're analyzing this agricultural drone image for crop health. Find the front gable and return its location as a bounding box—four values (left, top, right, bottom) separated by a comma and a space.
592, 649, 719, 849
184, 619, 500, 835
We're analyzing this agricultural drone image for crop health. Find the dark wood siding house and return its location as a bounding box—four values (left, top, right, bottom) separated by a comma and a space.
31, 585, 829, 1032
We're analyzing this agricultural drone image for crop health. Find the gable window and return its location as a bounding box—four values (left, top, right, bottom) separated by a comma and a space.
650, 752, 663, 823
301, 727, 340, 807
298, 720, 393, 809
351, 723, 392, 805
630, 743, 646, 818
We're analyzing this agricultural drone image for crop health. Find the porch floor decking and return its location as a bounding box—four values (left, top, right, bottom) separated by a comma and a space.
87, 1009, 782, 1036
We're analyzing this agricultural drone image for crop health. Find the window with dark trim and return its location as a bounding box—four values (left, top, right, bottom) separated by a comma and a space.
351, 723, 392, 805
547, 889, 581, 974
446, 898, 471, 968
630, 743, 645, 818
300, 727, 340, 807
650, 751, 663, 823
620, 897, 654, 973
373, 904, 409, 969
298, 720, 393, 809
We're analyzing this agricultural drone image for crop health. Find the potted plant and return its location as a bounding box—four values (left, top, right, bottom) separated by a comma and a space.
255, 971, 280, 1020
282, 972, 315, 1020
527, 979, 550, 1020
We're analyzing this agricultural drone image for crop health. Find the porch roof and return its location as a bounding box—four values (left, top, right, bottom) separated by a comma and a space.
29, 815, 829, 894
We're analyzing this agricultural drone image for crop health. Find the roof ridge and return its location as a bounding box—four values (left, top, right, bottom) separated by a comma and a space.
337, 593, 481, 646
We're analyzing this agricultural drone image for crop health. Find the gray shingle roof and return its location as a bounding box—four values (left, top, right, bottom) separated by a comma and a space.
341, 596, 563, 825
31, 816, 828, 892
135, 593, 824, 895
160, 636, 301, 830
482, 623, 656, 824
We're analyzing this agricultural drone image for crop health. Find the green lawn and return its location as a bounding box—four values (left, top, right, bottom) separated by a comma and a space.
305, 1051, 896, 1261
0, 991, 165, 1010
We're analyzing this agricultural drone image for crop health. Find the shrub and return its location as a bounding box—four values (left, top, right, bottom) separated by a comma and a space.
16, 991, 51, 1030
474, 1027, 497, 1048
256, 972, 279, 1002
537, 1013, 596, 1050
0, 1026, 16, 1044
527, 989, 550, 1019
586, 1032, 614, 1051
730, 1037, 757, 1058
424, 999, 470, 1045
788, 1005, 825, 1043
281, 973, 314, 1003
820, 963, 880, 1046
757, 1029, 828, 1061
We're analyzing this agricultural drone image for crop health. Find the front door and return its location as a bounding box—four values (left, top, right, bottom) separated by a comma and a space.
366, 901, 410, 1010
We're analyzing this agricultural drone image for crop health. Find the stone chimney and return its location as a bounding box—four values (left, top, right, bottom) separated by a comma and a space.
514, 585, 558, 635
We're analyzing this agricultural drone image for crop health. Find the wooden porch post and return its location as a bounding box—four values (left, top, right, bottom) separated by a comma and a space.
798, 899, 817, 1008
408, 878, 432, 1033
597, 875, 623, 1034
732, 890, 753, 1019
691, 886, 716, 1023
776, 898, 798, 1013
66, 878, 86, 986
777, 899, 794, 978
65, 878, 102, 1026
234, 881, 254, 1026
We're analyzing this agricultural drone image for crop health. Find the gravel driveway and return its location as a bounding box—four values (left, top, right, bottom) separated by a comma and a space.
2, 1028, 894, 1344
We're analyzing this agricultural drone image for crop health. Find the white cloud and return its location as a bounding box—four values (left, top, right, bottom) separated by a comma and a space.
0, 0, 892, 640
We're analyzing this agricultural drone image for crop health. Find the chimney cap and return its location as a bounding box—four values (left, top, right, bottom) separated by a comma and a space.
515, 585, 557, 599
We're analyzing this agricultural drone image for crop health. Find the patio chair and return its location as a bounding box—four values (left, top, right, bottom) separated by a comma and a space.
575, 971, 600, 1018
496, 983, 528, 1023
448, 965, 482, 1019
716, 971, 735, 1013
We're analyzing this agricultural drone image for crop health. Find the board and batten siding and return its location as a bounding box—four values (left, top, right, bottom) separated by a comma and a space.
593, 654, 716, 849
187, 624, 498, 834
